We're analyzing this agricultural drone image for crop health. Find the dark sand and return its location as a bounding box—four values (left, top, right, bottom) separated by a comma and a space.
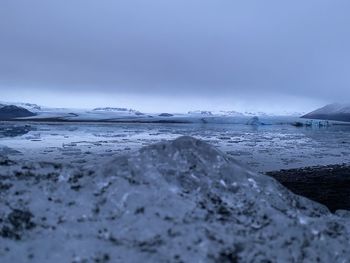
267, 164, 350, 212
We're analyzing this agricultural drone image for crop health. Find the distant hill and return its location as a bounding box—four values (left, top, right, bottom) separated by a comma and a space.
302, 104, 350, 122
158, 113, 174, 117
0, 105, 36, 120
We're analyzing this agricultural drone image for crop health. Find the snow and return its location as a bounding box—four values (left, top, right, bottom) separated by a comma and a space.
1, 136, 350, 262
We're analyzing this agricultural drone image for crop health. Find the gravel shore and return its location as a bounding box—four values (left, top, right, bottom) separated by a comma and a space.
267, 164, 350, 212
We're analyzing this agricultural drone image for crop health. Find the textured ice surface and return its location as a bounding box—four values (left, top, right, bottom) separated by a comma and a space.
1, 137, 350, 262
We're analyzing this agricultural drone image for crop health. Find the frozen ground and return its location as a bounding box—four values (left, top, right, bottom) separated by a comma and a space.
1, 136, 350, 262
1, 121, 350, 172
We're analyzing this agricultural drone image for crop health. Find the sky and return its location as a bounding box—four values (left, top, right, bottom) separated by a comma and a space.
1, 0, 350, 113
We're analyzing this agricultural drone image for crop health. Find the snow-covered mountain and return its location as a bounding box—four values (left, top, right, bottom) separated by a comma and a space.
187, 110, 244, 117
0, 101, 311, 124
302, 103, 350, 122
218, 110, 245, 116
0, 102, 147, 121
0, 101, 42, 111
187, 110, 214, 116
244, 111, 305, 117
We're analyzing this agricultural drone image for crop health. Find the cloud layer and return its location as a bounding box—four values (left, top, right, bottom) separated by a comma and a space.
1, 0, 350, 110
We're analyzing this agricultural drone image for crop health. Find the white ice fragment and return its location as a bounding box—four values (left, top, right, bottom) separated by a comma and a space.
121, 192, 130, 205
172, 151, 179, 160
190, 173, 200, 181
298, 216, 309, 225
311, 229, 319, 235
58, 171, 71, 182
97, 181, 111, 190
220, 179, 227, 188
169, 186, 179, 194
247, 178, 259, 191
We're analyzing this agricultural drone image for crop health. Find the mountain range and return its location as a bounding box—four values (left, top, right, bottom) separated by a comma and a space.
0, 101, 327, 124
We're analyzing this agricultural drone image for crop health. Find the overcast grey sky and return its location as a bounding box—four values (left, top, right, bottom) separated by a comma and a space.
0, 0, 349, 113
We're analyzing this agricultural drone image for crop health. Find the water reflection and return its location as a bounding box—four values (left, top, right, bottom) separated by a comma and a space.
0, 124, 33, 138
